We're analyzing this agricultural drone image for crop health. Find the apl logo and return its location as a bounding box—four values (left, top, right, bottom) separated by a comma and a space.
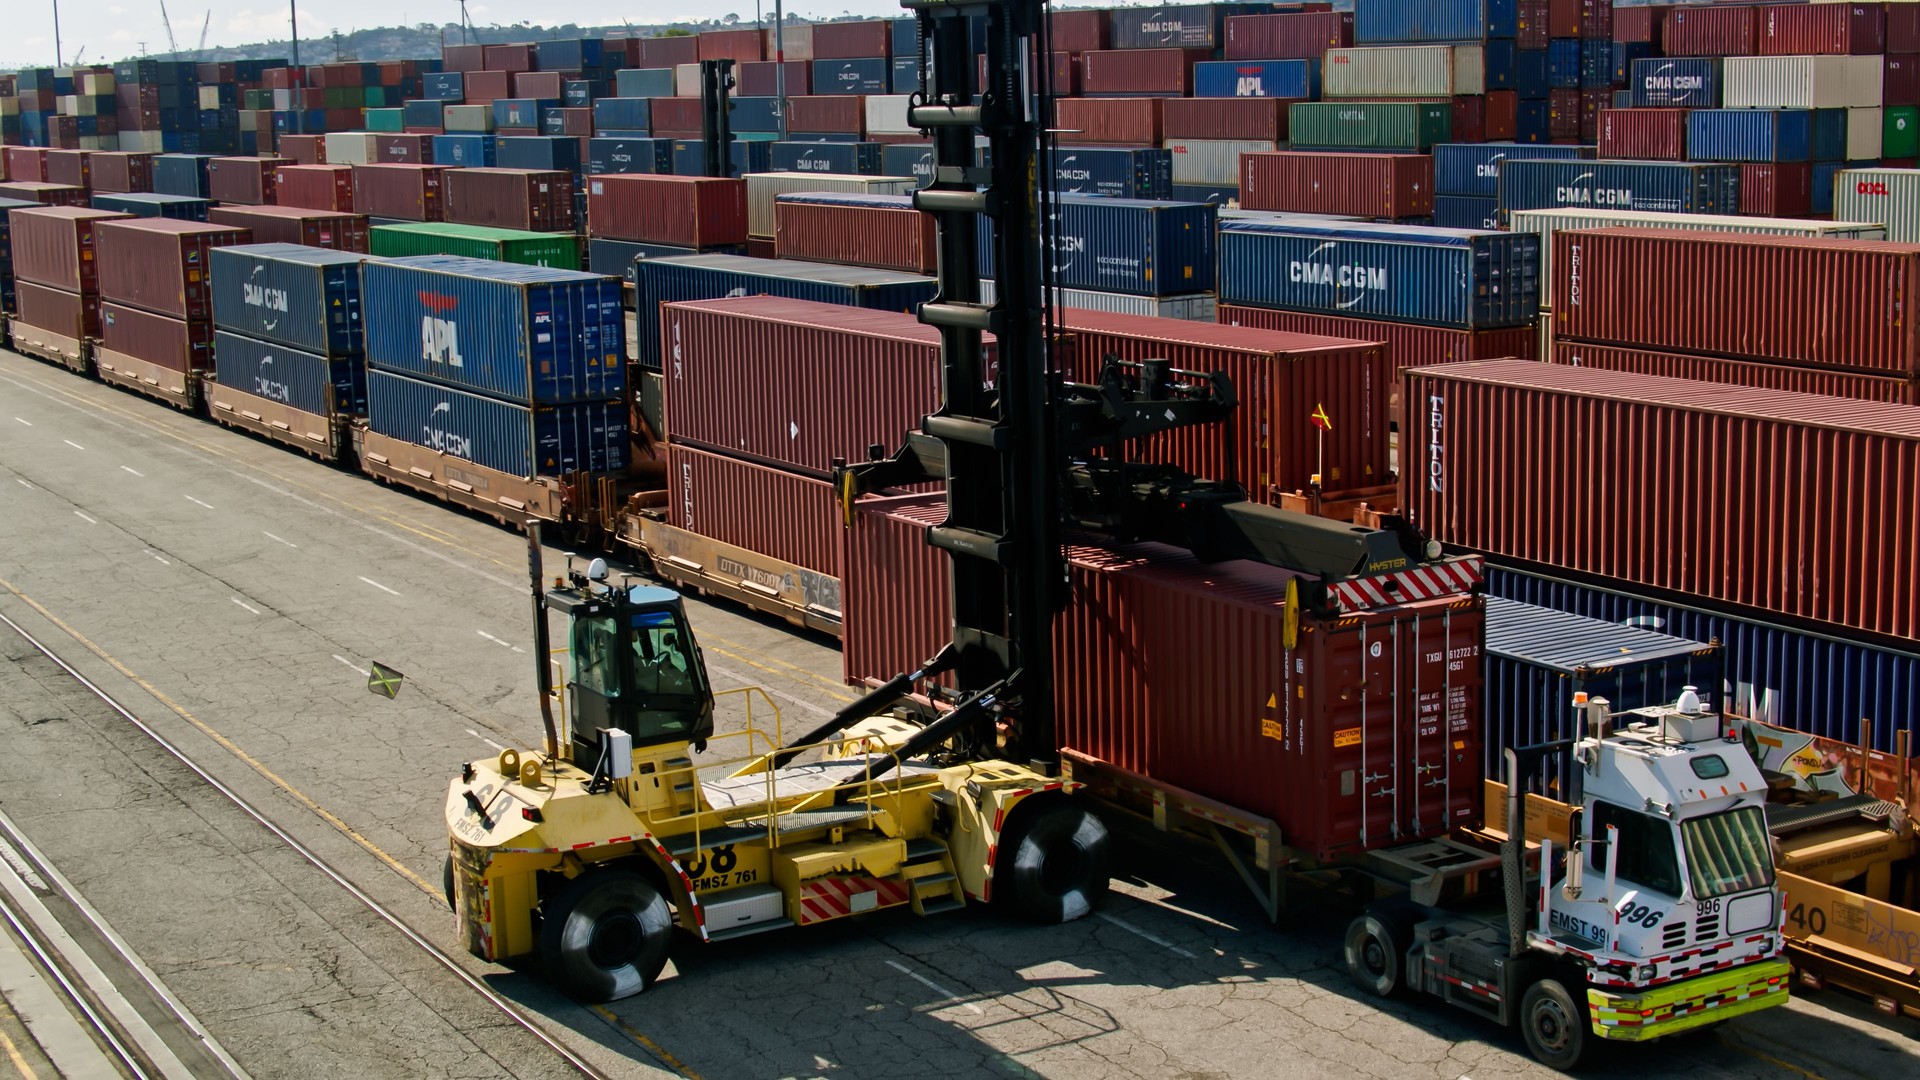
254, 353, 292, 403
420, 295, 464, 367
423, 401, 472, 457
1233, 65, 1269, 98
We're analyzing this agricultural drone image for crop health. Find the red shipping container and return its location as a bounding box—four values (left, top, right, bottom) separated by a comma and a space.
482, 43, 535, 73
1517, 0, 1551, 50
1080, 49, 1207, 96
545, 108, 595, 137
1549, 0, 1581, 37
786, 96, 865, 135
44, 150, 92, 191
1223, 12, 1352, 59
0, 183, 86, 207
737, 61, 812, 97
774, 194, 934, 274
278, 134, 326, 165
1581, 0, 1613, 40
1161, 97, 1285, 142
276, 165, 355, 213
1054, 97, 1163, 145
463, 70, 512, 105
444, 43, 489, 70
99, 301, 214, 374
13, 280, 99, 340
7, 206, 127, 293
841, 495, 1489, 861
1598, 108, 1688, 160
1578, 89, 1608, 143
1547, 89, 1581, 141
699, 29, 765, 63
1402, 358, 1920, 643
1239, 151, 1434, 219
94, 219, 249, 322
649, 97, 705, 135
1611, 5, 1661, 45
351, 163, 449, 221
1059, 311, 1391, 497
639, 35, 701, 69
1484, 90, 1519, 141
373, 134, 435, 165
811, 20, 891, 60
206, 206, 370, 253
977, 52, 1079, 97
4, 147, 50, 182
1549, 340, 1917, 406
87, 153, 153, 194
1893, 6, 1920, 54
514, 71, 565, 100
665, 443, 839, 576
1554, 228, 1920, 376
1887, 55, 1920, 107
1451, 94, 1487, 145
1738, 162, 1814, 218
661, 296, 978, 476
1665, 5, 1758, 57
1050, 9, 1111, 53
587, 174, 746, 247
444, 168, 575, 232
1758, 2, 1884, 56
207, 156, 289, 205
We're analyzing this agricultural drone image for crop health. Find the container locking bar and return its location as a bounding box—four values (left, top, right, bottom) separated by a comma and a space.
924, 415, 1008, 450
928, 526, 1009, 565
919, 301, 1000, 334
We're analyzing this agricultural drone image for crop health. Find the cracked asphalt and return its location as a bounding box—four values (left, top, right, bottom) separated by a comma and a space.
1, 346, 1914, 1079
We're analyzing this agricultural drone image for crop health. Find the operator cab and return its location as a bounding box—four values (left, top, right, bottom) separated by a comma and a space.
545, 566, 714, 761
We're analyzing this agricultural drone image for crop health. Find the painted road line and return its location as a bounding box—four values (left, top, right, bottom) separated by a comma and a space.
261, 532, 298, 549
466, 729, 508, 752
143, 550, 171, 566
16, 479, 31, 489
184, 495, 215, 509
357, 577, 401, 596
884, 960, 985, 1015
13, 417, 30, 426
61, 440, 83, 451
333, 655, 370, 677
120, 466, 144, 477
230, 598, 260, 615
72, 511, 96, 525
1096, 912, 1197, 959
476, 630, 524, 652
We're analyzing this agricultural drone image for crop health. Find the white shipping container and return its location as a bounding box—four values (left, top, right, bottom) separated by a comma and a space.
1510, 207, 1886, 292
1835, 168, 1920, 242
742, 172, 919, 238
865, 94, 917, 136
1323, 45, 1485, 98
323, 131, 379, 164
1848, 107, 1883, 160
675, 63, 703, 97
1165, 139, 1277, 187
441, 105, 494, 133
981, 280, 1219, 321
198, 86, 223, 110
1723, 55, 1881, 109
763, 24, 815, 61
79, 73, 114, 95
117, 130, 165, 153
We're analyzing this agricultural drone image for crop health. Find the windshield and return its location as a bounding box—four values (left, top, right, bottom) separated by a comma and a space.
629, 610, 703, 698
1682, 806, 1776, 899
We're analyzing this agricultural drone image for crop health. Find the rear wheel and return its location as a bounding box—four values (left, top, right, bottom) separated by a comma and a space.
998, 804, 1112, 923
442, 854, 457, 910
1520, 977, 1591, 1073
1344, 906, 1415, 998
538, 869, 673, 1002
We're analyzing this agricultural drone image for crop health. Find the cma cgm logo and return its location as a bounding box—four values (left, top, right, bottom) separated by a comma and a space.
1049, 231, 1087, 274
254, 353, 291, 403
1289, 243, 1387, 309
1476, 153, 1507, 179
423, 401, 472, 457
418, 293, 465, 368
1055, 155, 1092, 184
1555, 173, 1632, 206
1138, 11, 1184, 41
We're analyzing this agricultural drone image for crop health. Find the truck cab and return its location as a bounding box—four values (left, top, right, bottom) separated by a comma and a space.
543, 579, 715, 762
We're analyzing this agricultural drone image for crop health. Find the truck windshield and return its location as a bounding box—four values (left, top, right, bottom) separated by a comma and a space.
1681, 806, 1775, 900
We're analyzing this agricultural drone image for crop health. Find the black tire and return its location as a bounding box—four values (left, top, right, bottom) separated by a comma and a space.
998, 804, 1112, 924
538, 869, 674, 1002
1520, 977, 1591, 1073
1343, 906, 1416, 998
442, 854, 457, 910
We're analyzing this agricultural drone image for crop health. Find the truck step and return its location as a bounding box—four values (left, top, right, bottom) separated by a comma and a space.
705, 917, 797, 943
915, 896, 966, 917
908, 871, 957, 890
663, 825, 767, 856
904, 839, 948, 863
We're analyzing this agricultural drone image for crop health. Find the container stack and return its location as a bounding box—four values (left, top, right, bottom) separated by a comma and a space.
369, 221, 579, 268
584, 174, 750, 281
206, 205, 370, 252
90, 216, 251, 406
5, 205, 130, 362
979, 194, 1220, 316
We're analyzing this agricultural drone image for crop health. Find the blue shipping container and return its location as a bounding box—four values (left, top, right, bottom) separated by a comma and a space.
365, 369, 629, 478
891, 57, 920, 95
891, 16, 919, 60
1498, 159, 1740, 216
421, 72, 464, 101
586, 238, 746, 284
1814, 159, 1877, 214
771, 141, 884, 175
978, 196, 1216, 297
1110, 2, 1244, 50
615, 69, 677, 99
402, 99, 444, 129
1514, 51, 1549, 100
492, 98, 555, 129
1433, 142, 1595, 198
1434, 195, 1501, 230
433, 134, 497, 168
882, 143, 936, 188
497, 135, 584, 175
634, 254, 938, 369
1050, 146, 1173, 199
593, 98, 653, 133
1354, 0, 1518, 44
1547, 39, 1581, 90
1486, 566, 1920, 755
363, 256, 626, 405
1217, 218, 1540, 328
563, 81, 597, 109
537, 38, 604, 71
1629, 57, 1721, 108
812, 59, 891, 96
1810, 109, 1849, 163
587, 137, 674, 176
1170, 184, 1239, 205
1516, 101, 1551, 143
1687, 109, 1812, 163
210, 244, 367, 357
1612, 44, 1656, 90
1192, 60, 1318, 100
212, 329, 366, 419
152, 154, 213, 198
89, 192, 212, 221
671, 139, 774, 179
729, 96, 785, 133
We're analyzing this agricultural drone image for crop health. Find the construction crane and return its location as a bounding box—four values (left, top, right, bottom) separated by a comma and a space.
197, 11, 210, 57
157, 0, 180, 58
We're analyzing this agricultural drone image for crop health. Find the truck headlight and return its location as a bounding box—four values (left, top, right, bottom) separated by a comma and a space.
1635, 964, 1657, 982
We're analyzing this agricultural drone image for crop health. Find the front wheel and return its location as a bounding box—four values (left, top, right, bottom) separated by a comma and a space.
1520, 977, 1591, 1073
998, 804, 1112, 923
1343, 909, 1414, 998
538, 869, 674, 1002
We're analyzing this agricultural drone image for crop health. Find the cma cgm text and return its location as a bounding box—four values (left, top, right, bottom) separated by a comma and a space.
1289, 262, 1388, 291
1556, 187, 1633, 206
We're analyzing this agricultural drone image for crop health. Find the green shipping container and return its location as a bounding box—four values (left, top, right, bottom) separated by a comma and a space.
1288, 101, 1452, 151
365, 87, 390, 108
245, 89, 274, 109
369, 222, 582, 269
1886, 106, 1919, 161
365, 108, 405, 133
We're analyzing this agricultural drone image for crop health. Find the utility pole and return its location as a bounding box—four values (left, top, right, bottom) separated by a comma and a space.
52, 0, 63, 66
290, 0, 303, 135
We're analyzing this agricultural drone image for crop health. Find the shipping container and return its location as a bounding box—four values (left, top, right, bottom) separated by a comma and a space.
95, 218, 249, 322
1686, 107, 1816, 163
206, 156, 286, 205
1324, 45, 1489, 98
1404, 360, 1920, 643
1288, 101, 1451, 151
443, 168, 574, 232
87, 193, 211, 222
151, 154, 212, 198
1498, 159, 1740, 216
1598, 108, 1688, 160
1432, 142, 1593, 198
1053, 97, 1163, 146
1049, 146, 1173, 199
1241, 151, 1435, 219
100, 300, 213, 373
3, 148, 50, 182
1756, 3, 1884, 57
586, 238, 741, 285
1835, 167, 1920, 242
1738, 163, 1815, 219
769, 141, 884, 176
1723, 55, 1882, 109
209, 243, 367, 357
206, 206, 369, 252
8, 205, 127, 292
737, 60, 812, 98
1192, 59, 1319, 99
1434, 196, 1501, 231
1161, 97, 1285, 143
976, 196, 1215, 297
1554, 228, 1920, 376
1510, 207, 1884, 288
1056, 310, 1392, 497
587, 137, 674, 177
12, 280, 99, 339
670, 139, 775, 180
1164, 139, 1276, 188
369, 221, 580, 269
275, 164, 355, 213
364, 368, 628, 477
351, 163, 448, 221
1219, 218, 1540, 330
1224, 12, 1353, 60
1080, 48, 1209, 96
363, 255, 623, 405
773, 192, 933, 274
497, 136, 585, 175
1627, 57, 1722, 108
639, 36, 700, 70
1551, 340, 1917, 406
978, 280, 1219, 321
633, 254, 937, 370
786, 95, 867, 135
587, 174, 748, 248
212, 329, 366, 419
1109, 3, 1234, 50
89, 152, 154, 194
741, 172, 915, 239
664, 442, 840, 577
1665, 5, 1757, 57
1354, 0, 1517, 44
842, 496, 1487, 862
660, 296, 967, 474
0, 183, 88, 207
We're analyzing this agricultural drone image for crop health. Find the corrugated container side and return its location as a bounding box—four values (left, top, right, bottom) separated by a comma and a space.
211, 329, 366, 418
1665, 5, 1758, 57
664, 443, 839, 577
1687, 108, 1813, 163
1161, 97, 1285, 142
1723, 55, 1883, 109
365, 369, 629, 477
205, 206, 369, 253
94, 219, 251, 322
350, 163, 449, 221
443, 168, 575, 232
1324, 45, 1485, 98
209, 243, 366, 357
1498, 159, 1740, 216
275, 165, 356, 213
100, 301, 213, 373
1109, 3, 1229, 50
586, 174, 749, 248
1757, 3, 1884, 57
1629, 57, 1722, 108
367, 222, 580, 269
1836, 167, 1920, 243
1191, 59, 1318, 99
206, 156, 288, 205
1550, 340, 1917, 406
1432, 142, 1594, 199
87, 194, 211, 222
773, 193, 934, 274
1353, 0, 1518, 45
8, 206, 127, 292
14, 280, 99, 338
1738, 163, 1815, 218
1288, 101, 1452, 151
1050, 147, 1175, 200
1165, 140, 1276, 187
1553, 228, 1920, 376
811, 19, 891, 60
89, 152, 154, 194
786, 95, 866, 134
741, 173, 917, 238
1224, 12, 1353, 60
1508, 206, 1885, 287
1598, 108, 1688, 160
1239, 151, 1435, 219
1402, 359, 1920, 643
976, 196, 1217, 298
1053, 98, 1163, 145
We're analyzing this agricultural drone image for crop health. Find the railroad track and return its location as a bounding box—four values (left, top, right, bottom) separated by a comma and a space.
0, 606, 620, 1080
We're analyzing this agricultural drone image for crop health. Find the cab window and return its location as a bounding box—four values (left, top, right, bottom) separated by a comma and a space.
572, 614, 623, 697
1590, 802, 1683, 897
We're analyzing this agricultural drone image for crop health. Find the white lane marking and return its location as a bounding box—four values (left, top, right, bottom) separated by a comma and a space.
73, 511, 97, 524
466, 729, 508, 752
477, 630, 525, 653
185, 495, 215, 509
63, 439, 85, 450
1096, 912, 1197, 959
883, 960, 984, 1015
15, 479, 31, 489
13, 417, 31, 426
230, 597, 260, 615
142, 550, 171, 566
0, 837, 47, 892
261, 531, 298, 548
358, 576, 401, 596
120, 465, 144, 477
333, 655, 370, 677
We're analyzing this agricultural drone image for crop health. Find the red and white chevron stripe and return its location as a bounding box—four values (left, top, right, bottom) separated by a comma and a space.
1328, 556, 1484, 613
796, 876, 912, 924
